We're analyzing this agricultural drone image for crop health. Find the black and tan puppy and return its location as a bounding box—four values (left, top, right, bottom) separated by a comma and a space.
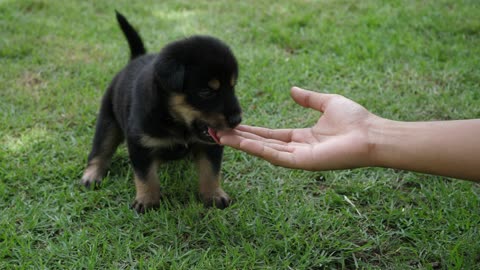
80, 11, 242, 213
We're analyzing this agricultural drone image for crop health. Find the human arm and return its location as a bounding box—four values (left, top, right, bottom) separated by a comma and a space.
217, 87, 480, 182
370, 118, 480, 181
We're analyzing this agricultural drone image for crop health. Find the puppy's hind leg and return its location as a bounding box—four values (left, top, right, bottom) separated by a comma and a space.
81, 94, 124, 188
193, 144, 230, 209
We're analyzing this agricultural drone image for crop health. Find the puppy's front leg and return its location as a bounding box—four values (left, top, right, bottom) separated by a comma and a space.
194, 144, 230, 209
128, 141, 161, 213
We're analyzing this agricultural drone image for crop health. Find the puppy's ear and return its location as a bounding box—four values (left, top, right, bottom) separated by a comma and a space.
154, 57, 185, 92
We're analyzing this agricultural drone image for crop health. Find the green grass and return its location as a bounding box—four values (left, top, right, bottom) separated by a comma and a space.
1, 0, 480, 268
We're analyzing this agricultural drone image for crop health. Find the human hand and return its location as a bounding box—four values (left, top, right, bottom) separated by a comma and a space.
217, 87, 382, 171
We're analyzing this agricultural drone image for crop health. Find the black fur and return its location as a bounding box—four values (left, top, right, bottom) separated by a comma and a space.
81, 11, 242, 212
115, 10, 146, 60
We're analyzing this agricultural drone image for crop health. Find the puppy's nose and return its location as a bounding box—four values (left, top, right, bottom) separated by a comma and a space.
227, 114, 242, 128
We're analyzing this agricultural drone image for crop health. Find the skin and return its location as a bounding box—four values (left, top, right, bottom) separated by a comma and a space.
217, 87, 480, 182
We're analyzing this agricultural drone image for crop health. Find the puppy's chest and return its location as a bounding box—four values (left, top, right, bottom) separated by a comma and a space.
139, 115, 198, 158
139, 134, 189, 148
142, 116, 194, 143
140, 134, 192, 160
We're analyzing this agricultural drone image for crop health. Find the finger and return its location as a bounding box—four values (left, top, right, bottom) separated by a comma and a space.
219, 129, 309, 150
219, 131, 287, 149
220, 135, 298, 168
236, 125, 294, 142
218, 132, 248, 148
255, 144, 298, 168
235, 129, 290, 145
217, 129, 287, 145
290, 86, 338, 112
262, 142, 295, 152
219, 126, 290, 143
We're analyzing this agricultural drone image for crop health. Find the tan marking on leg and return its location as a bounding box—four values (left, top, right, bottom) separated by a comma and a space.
81, 157, 108, 188
81, 125, 123, 188
197, 156, 220, 193
196, 156, 230, 209
132, 161, 161, 213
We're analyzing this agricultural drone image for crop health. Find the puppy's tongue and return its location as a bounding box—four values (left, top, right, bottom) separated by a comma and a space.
207, 127, 221, 144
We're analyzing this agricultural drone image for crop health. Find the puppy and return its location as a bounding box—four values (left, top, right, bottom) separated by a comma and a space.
80, 11, 242, 213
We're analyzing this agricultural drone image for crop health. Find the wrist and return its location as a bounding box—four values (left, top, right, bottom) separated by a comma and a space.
366, 115, 395, 168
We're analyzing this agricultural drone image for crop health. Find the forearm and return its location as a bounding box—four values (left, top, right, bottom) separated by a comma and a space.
369, 118, 480, 182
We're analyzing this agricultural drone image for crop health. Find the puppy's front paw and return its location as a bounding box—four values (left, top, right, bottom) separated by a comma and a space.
131, 192, 161, 214
201, 188, 231, 209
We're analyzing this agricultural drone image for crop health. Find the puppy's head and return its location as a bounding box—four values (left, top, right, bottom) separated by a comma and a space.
155, 36, 241, 144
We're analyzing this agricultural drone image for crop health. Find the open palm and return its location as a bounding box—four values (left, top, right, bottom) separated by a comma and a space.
218, 87, 379, 171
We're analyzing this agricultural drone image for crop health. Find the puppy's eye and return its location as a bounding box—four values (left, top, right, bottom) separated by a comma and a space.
198, 88, 216, 99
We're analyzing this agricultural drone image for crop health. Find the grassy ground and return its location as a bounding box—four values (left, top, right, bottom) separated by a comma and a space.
1, 0, 480, 269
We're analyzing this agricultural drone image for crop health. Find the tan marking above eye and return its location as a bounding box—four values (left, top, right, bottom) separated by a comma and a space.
230, 76, 236, 87
208, 79, 220, 90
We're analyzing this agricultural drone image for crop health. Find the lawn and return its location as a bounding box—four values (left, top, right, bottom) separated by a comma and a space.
1, 0, 479, 269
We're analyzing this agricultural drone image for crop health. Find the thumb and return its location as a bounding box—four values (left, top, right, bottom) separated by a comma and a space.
290, 86, 335, 113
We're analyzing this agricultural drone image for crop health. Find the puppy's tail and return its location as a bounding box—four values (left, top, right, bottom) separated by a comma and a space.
115, 10, 146, 60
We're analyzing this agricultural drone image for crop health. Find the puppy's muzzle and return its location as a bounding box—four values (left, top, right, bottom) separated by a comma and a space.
226, 114, 242, 128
